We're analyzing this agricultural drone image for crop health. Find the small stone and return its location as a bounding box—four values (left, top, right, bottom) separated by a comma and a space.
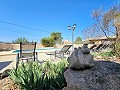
67, 44, 95, 70
81, 44, 90, 54
1, 69, 11, 79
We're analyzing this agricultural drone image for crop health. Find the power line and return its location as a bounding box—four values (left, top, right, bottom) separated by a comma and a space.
0, 20, 51, 33
0, 20, 78, 37
0, 27, 31, 35
0, 27, 42, 41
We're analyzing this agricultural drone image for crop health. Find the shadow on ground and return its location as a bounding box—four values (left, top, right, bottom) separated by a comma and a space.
0, 61, 12, 70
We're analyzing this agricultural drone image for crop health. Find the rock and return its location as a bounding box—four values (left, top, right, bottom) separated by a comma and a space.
1, 69, 11, 79
81, 44, 90, 54
63, 61, 120, 90
67, 45, 95, 70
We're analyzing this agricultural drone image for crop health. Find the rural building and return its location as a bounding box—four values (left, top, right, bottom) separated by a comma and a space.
88, 36, 116, 44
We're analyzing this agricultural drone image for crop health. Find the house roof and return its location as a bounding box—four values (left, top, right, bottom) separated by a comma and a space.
88, 36, 116, 41
62, 40, 71, 44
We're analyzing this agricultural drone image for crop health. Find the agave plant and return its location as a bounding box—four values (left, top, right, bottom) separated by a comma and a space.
9, 59, 68, 90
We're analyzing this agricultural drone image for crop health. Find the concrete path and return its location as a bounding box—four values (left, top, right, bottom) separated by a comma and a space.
0, 55, 16, 73
0, 52, 52, 73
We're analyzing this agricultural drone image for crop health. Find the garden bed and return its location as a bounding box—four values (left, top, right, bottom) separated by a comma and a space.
0, 59, 68, 90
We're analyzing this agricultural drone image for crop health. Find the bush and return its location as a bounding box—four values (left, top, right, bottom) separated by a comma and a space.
115, 41, 120, 56
110, 41, 120, 57
74, 37, 82, 44
99, 51, 115, 57
9, 60, 68, 90
91, 51, 115, 59
12, 38, 29, 44
41, 38, 55, 47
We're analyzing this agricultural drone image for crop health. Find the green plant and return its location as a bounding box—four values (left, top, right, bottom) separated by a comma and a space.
41, 37, 55, 47
50, 32, 63, 44
110, 41, 120, 57
9, 60, 68, 90
74, 36, 82, 44
115, 41, 120, 56
91, 51, 116, 59
12, 37, 29, 44
99, 51, 115, 57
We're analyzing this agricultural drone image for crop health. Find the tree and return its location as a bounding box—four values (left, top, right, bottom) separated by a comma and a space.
41, 37, 55, 47
92, 5, 120, 56
83, 4, 120, 56
83, 25, 104, 40
50, 32, 63, 44
12, 38, 29, 44
75, 37, 82, 44
92, 6, 120, 37
0, 41, 4, 43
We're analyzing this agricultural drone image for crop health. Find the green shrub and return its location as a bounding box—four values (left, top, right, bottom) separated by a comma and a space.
99, 51, 115, 57
41, 38, 55, 47
110, 41, 120, 57
9, 60, 68, 90
74, 37, 82, 44
12, 37, 29, 44
115, 41, 120, 56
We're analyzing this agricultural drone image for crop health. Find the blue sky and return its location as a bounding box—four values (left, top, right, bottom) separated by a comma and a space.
0, 0, 118, 43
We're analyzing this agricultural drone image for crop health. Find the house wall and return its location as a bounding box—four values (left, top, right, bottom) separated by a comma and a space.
89, 40, 102, 44
89, 38, 116, 45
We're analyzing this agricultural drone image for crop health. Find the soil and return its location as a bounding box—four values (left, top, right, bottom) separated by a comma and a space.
0, 77, 20, 90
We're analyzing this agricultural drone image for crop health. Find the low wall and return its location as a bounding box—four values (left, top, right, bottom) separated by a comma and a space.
36, 44, 44, 49
0, 44, 13, 51
0, 43, 92, 51
0, 44, 44, 50
12, 44, 19, 50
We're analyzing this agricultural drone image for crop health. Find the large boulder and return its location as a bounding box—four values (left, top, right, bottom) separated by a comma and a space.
63, 61, 120, 90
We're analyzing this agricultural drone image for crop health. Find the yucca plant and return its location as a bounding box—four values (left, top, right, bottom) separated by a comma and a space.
9, 59, 68, 90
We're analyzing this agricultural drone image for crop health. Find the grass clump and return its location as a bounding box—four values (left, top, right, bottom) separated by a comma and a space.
9, 60, 68, 90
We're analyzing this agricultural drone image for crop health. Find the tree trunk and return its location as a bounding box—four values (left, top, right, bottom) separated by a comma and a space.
115, 23, 120, 57
116, 25, 120, 40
